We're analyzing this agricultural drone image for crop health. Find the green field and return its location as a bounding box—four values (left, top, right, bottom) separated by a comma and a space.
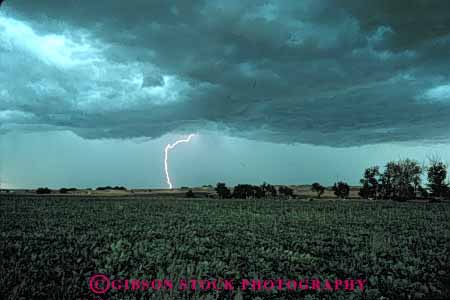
1, 196, 449, 300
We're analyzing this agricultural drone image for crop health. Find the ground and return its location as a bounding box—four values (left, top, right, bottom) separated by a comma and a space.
1, 196, 449, 300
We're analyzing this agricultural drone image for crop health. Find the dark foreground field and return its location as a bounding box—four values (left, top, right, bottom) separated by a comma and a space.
1, 196, 449, 300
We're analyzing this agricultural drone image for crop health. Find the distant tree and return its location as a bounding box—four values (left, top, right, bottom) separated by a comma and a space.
311, 182, 325, 198
266, 184, 277, 197
378, 162, 395, 199
252, 185, 265, 199
232, 184, 255, 199
359, 166, 380, 199
332, 182, 350, 199
378, 159, 422, 201
260, 182, 277, 198
96, 186, 127, 191
427, 158, 448, 198
215, 182, 231, 199
278, 186, 294, 198
418, 185, 430, 199
59, 188, 77, 194
185, 189, 195, 198
114, 186, 127, 191
180, 186, 190, 190
36, 187, 51, 194
96, 186, 110, 191
260, 182, 269, 197
269, 185, 277, 197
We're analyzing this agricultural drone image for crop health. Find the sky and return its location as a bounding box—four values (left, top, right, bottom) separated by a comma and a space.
1, 1, 450, 189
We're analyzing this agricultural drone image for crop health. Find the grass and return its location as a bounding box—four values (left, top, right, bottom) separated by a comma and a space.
1, 196, 449, 299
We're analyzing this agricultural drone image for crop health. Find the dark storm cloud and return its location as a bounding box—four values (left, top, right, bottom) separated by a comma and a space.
1, 0, 450, 146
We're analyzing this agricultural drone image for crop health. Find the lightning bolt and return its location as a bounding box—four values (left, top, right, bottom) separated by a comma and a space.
164, 134, 195, 189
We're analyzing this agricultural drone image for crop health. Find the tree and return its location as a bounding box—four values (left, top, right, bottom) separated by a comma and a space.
185, 189, 195, 198
59, 187, 77, 194
36, 187, 51, 194
359, 166, 380, 199
96, 186, 127, 191
418, 185, 430, 199
427, 158, 448, 198
267, 184, 278, 197
261, 182, 277, 198
232, 184, 255, 199
215, 182, 231, 199
378, 162, 396, 199
378, 159, 423, 201
311, 182, 325, 198
278, 186, 294, 198
253, 185, 265, 199
399, 159, 422, 200
332, 182, 350, 199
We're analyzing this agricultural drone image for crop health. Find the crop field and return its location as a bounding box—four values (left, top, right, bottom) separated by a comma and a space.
1, 196, 449, 300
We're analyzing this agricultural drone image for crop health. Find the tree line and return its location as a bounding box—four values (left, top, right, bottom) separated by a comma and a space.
358, 158, 449, 201
214, 182, 294, 199
213, 157, 450, 201
28, 157, 450, 201
213, 181, 351, 200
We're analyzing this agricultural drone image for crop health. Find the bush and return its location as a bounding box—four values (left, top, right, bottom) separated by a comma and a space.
311, 182, 325, 198
359, 166, 380, 199
278, 186, 294, 198
215, 182, 232, 199
232, 184, 255, 199
185, 189, 195, 198
418, 186, 430, 199
332, 182, 350, 199
96, 186, 127, 191
427, 159, 448, 198
59, 188, 77, 194
261, 182, 277, 197
36, 187, 51, 194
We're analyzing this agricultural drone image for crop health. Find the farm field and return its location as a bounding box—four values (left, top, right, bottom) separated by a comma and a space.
1, 196, 449, 300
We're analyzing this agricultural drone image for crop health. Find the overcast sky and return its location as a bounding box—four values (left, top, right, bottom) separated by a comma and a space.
1, 1, 450, 189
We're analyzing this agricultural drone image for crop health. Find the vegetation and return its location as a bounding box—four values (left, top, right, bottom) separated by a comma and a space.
185, 189, 195, 198
215, 182, 232, 199
381, 159, 422, 201
59, 187, 77, 194
2, 157, 450, 299
358, 158, 450, 201
332, 182, 350, 199
427, 158, 448, 198
96, 186, 127, 191
359, 166, 380, 199
36, 187, 51, 194
0, 196, 449, 299
261, 182, 277, 197
311, 182, 325, 198
232, 184, 267, 199
29, 157, 450, 202
278, 185, 294, 198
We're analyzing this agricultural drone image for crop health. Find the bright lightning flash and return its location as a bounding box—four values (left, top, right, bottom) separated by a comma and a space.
164, 134, 196, 189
